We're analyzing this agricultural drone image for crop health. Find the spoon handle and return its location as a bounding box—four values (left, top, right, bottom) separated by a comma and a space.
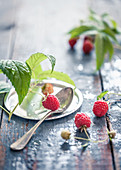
10, 111, 52, 150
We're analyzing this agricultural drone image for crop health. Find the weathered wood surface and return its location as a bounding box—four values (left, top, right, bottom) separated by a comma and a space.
0, 0, 121, 169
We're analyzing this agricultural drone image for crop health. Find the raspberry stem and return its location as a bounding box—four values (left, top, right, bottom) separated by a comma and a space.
29, 89, 45, 98
8, 103, 19, 122
74, 136, 109, 143
0, 105, 10, 115
74, 136, 91, 141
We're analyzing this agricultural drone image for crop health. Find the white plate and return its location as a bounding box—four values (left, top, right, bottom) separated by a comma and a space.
4, 80, 83, 120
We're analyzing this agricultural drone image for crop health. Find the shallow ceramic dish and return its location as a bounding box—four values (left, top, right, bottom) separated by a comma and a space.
4, 79, 83, 120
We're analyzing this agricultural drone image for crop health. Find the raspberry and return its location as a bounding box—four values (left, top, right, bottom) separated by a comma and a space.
42, 83, 54, 96
84, 35, 95, 43
68, 37, 79, 48
84, 36, 93, 42
93, 100, 108, 117
42, 95, 60, 111
74, 112, 91, 129
82, 40, 93, 54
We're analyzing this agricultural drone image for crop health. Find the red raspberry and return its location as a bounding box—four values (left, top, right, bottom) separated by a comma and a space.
84, 36, 93, 42
82, 40, 93, 54
93, 100, 108, 117
84, 35, 95, 43
42, 95, 60, 111
74, 112, 91, 128
42, 83, 54, 96
68, 37, 79, 48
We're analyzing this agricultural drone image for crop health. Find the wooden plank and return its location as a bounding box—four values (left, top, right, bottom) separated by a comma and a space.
100, 54, 121, 170
0, 0, 17, 169
90, 1, 121, 169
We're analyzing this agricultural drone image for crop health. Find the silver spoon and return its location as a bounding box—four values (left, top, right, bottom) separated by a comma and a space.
10, 87, 74, 150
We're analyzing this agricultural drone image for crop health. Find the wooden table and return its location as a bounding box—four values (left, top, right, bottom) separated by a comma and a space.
0, 0, 121, 169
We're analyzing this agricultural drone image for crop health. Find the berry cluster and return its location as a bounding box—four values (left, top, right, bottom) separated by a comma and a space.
41, 89, 116, 143
74, 100, 108, 130
68, 35, 94, 54
61, 99, 114, 142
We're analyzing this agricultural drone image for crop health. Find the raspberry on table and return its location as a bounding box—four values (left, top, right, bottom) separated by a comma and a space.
68, 37, 79, 48
42, 95, 60, 111
42, 83, 54, 96
74, 112, 91, 129
84, 35, 95, 43
82, 40, 93, 54
93, 100, 108, 117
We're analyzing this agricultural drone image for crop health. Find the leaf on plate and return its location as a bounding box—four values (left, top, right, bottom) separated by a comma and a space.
97, 91, 108, 100
0, 81, 11, 94
26, 53, 56, 79
0, 60, 31, 104
37, 70, 75, 87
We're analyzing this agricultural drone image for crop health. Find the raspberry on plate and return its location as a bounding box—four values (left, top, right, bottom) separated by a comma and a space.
42, 83, 54, 96
82, 40, 93, 54
74, 112, 91, 129
42, 95, 60, 111
93, 100, 108, 117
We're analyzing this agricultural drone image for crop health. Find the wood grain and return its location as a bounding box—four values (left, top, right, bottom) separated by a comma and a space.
0, 0, 121, 169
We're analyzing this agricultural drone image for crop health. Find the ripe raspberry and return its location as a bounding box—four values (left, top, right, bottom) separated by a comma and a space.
68, 37, 79, 48
84, 35, 95, 43
84, 36, 93, 42
82, 40, 93, 54
74, 112, 91, 129
93, 100, 108, 117
42, 95, 60, 111
42, 83, 54, 96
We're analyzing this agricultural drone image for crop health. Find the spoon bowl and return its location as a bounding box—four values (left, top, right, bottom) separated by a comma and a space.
10, 87, 74, 150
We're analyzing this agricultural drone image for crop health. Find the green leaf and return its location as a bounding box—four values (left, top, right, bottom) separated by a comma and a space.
104, 37, 114, 61
37, 70, 75, 87
0, 81, 11, 94
95, 34, 114, 70
95, 34, 105, 70
110, 19, 117, 29
0, 60, 31, 104
26, 53, 56, 79
97, 91, 108, 100
101, 27, 117, 42
101, 13, 109, 18
89, 10, 103, 26
68, 25, 98, 38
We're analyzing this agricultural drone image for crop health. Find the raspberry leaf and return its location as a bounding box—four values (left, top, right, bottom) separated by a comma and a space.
97, 91, 108, 100
68, 25, 98, 39
104, 37, 114, 61
26, 53, 56, 79
95, 34, 105, 70
37, 70, 75, 86
101, 27, 117, 42
68, 10, 121, 70
0, 60, 31, 104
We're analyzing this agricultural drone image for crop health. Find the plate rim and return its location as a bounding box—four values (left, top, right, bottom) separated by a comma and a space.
4, 79, 83, 120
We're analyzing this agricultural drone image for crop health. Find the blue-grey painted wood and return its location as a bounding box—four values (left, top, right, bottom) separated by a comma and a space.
1, 0, 121, 169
